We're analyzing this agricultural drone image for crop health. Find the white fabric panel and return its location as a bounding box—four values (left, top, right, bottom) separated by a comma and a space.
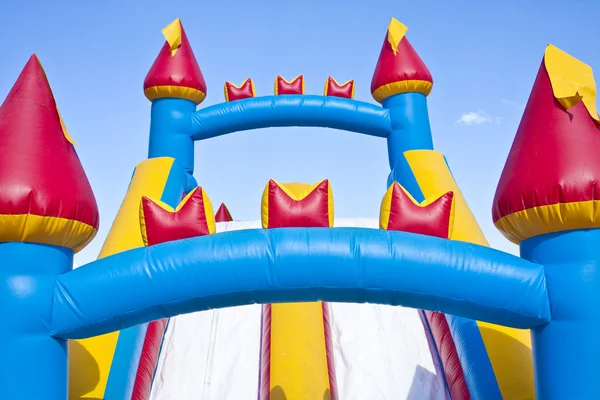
149, 219, 447, 400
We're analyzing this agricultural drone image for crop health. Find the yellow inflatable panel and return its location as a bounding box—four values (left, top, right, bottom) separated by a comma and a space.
404, 150, 535, 400
270, 302, 332, 399
68, 157, 176, 399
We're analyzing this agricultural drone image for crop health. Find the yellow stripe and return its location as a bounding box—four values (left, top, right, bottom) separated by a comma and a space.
495, 199, 600, 244
144, 86, 206, 104
201, 188, 216, 234
270, 302, 331, 399
404, 150, 535, 400
0, 214, 96, 253
372, 80, 433, 103
68, 157, 176, 399
379, 183, 394, 230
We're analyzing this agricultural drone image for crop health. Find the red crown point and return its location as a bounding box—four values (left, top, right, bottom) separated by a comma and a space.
380, 182, 454, 239
144, 18, 207, 104
0, 55, 99, 252
215, 203, 233, 222
493, 45, 600, 244
140, 187, 215, 246
261, 180, 333, 228
371, 18, 433, 103
324, 77, 355, 99
275, 75, 304, 95
224, 78, 256, 102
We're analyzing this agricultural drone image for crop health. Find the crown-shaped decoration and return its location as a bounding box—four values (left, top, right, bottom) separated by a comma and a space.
0, 55, 99, 252
261, 179, 333, 228
224, 78, 256, 102
144, 18, 207, 104
371, 18, 433, 103
380, 182, 454, 239
274, 75, 305, 95
140, 186, 215, 246
324, 77, 355, 99
493, 45, 600, 244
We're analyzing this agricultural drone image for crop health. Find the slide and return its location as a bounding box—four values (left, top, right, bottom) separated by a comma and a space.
149, 219, 447, 400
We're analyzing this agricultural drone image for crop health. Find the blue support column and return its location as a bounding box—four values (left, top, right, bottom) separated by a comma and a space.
382, 92, 434, 194
148, 98, 196, 175
0, 242, 73, 400
522, 229, 600, 400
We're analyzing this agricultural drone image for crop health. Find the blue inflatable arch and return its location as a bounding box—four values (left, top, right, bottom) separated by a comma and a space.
49, 92, 551, 341
52, 227, 550, 339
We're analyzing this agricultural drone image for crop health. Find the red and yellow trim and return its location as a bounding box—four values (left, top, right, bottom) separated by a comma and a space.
139, 186, 215, 247
495, 200, 600, 244
274, 75, 305, 95
224, 78, 256, 102
324, 77, 355, 99
259, 180, 337, 399
379, 181, 455, 238
144, 86, 206, 104
0, 215, 96, 253
261, 180, 334, 229
372, 80, 433, 103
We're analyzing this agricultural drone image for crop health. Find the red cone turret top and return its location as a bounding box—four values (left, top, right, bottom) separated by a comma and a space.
144, 18, 207, 104
371, 18, 433, 103
493, 45, 600, 244
215, 203, 233, 222
0, 55, 99, 252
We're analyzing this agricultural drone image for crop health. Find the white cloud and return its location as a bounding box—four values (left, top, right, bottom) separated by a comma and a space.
456, 110, 502, 125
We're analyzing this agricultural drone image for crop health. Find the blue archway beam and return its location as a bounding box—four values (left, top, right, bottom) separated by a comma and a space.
189, 95, 392, 140
50, 228, 550, 340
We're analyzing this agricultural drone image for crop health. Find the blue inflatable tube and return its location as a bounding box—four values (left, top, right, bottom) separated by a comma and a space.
50, 228, 550, 339
190, 95, 391, 140
446, 315, 503, 400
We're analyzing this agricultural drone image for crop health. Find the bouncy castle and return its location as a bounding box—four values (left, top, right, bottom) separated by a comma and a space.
1, 16, 599, 400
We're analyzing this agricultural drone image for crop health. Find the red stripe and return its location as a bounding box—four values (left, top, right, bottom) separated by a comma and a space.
258, 304, 272, 400
424, 311, 470, 400
322, 302, 338, 400
131, 319, 169, 400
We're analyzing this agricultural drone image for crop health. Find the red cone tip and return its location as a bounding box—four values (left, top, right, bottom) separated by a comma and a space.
215, 203, 233, 222
0, 55, 99, 252
144, 18, 207, 104
492, 45, 600, 243
371, 18, 433, 103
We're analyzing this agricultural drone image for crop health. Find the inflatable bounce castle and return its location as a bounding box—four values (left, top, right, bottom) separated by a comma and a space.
1, 16, 599, 400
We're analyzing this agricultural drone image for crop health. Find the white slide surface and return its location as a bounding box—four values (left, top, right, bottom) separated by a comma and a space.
149, 219, 447, 400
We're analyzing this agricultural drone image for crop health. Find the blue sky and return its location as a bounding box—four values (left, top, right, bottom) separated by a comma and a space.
1, 0, 598, 265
